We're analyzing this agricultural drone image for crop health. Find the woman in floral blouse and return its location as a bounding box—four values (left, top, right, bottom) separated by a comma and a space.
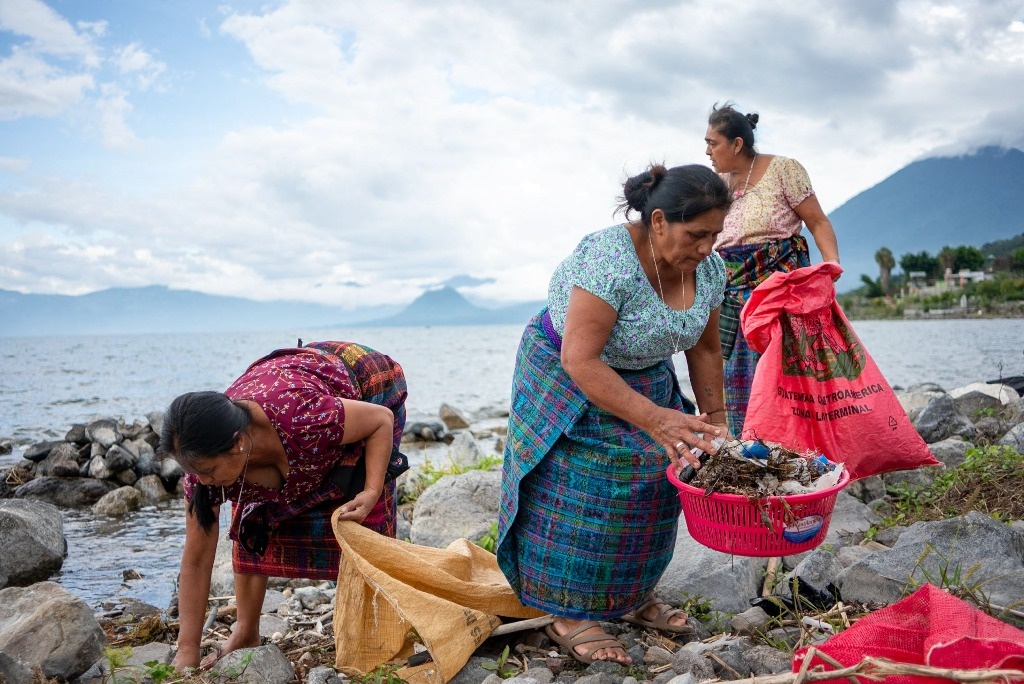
497, 164, 730, 665
159, 341, 407, 670
704, 102, 841, 437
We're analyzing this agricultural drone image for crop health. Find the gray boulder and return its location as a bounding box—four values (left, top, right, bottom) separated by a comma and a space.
440, 403, 472, 430
0, 499, 65, 589
913, 394, 977, 443
33, 442, 81, 478
88, 454, 113, 480
22, 440, 63, 463
85, 418, 122, 448
404, 420, 449, 442
774, 547, 842, 607
410, 470, 501, 548
0, 652, 34, 684
105, 443, 138, 472
998, 424, 1024, 450
449, 431, 486, 468
0, 581, 106, 681
925, 438, 972, 469
210, 644, 296, 684
952, 390, 1004, 419
656, 520, 767, 615
839, 511, 1024, 608
15, 476, 117, 507
135, 474, 169, 502
93, 485, 144, 516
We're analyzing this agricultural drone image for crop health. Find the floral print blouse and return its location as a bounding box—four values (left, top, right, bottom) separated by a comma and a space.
547, 224, 726, 369
714, 156, 816, 249
182, 349, 357, 516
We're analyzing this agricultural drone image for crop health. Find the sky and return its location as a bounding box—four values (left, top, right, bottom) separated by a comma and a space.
2, 0, 1023, 310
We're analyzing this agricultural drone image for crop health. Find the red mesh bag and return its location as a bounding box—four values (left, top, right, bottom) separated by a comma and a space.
794, 584, 1024, 684
741, 262, 939, 480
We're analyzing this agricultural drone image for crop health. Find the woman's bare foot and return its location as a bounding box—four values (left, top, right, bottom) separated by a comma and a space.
547, 617, 632, 665
200, 631, 261, 669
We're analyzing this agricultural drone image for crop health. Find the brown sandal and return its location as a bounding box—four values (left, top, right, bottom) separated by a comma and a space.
545, 621, 631, 665
621, 597, 696, 635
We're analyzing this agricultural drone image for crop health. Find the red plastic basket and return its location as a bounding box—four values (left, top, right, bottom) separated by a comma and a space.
666, 463, 850, 557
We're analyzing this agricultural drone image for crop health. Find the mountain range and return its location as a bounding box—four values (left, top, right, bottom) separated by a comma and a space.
813, 145, 1024, 288
2, 146, 1021, 336
0, 285, 544, 337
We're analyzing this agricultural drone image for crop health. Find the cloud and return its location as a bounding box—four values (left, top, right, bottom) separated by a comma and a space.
114, 43, 166, 91
0, 0, 101, 66
0, 47, 94, 119
1, 0, 1023, 308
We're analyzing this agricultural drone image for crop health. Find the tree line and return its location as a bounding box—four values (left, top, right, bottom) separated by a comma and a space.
867, 239, 1024, 299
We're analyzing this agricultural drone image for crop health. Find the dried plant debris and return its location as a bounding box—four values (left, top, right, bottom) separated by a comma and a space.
692, 439, 842, 498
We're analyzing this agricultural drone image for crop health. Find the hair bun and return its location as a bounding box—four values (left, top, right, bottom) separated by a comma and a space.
745, 112, 759, 129
623, 164, 667, 213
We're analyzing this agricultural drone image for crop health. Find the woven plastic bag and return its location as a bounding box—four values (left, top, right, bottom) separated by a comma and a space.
331, 516, 544, 684
794, 583, 1024, 684
741, 262, 938, 480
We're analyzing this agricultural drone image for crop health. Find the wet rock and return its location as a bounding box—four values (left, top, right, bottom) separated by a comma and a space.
135, 473, 169, 502
0, 499, 65, 589
404, 420, 449, 442
86, 418, 122, 449
0, 581, 106, 681
93, 486, 144, 516
65, 424, 88, 444
88, 454, 113, 480
15, 475, 118, 507
34, 441, 80, 477
22, 440, 64, 463
105, 443, 138, 472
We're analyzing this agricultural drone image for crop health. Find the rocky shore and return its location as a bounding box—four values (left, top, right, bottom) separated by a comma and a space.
1, 381, 1023, 684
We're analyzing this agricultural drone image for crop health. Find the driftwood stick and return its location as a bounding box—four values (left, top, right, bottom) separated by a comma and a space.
490, 615, 555, 636
763, 557, 781, 596
698, 653, 1024, 684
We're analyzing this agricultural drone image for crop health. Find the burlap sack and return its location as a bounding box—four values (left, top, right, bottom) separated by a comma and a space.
331, 515, 544, 684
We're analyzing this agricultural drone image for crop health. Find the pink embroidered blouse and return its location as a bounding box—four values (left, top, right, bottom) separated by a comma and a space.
714, 156, 816, 249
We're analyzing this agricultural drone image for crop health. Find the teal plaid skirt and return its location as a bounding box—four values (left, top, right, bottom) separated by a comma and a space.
497, 314, 692, 619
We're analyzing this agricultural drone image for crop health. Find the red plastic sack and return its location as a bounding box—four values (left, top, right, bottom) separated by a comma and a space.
794, 583, 1024, 684
741, 262, 938, 481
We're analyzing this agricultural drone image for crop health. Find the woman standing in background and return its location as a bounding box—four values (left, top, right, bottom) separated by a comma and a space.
704, 102, 841, 437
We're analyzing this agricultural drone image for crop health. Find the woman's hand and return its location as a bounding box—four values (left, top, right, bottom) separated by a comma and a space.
335, 488, 380, 523
649, 407, 725, 471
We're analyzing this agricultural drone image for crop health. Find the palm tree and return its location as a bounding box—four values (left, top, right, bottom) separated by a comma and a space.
875, 247, 895, 297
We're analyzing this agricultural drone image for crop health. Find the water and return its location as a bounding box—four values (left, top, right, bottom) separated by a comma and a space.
0, 319, 1021, 610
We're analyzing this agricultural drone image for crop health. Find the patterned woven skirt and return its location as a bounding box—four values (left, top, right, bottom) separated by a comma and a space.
497, 315, 690, 619
233, 340, 405, 578
232, 485, 396, 579
719, 238, 809, 437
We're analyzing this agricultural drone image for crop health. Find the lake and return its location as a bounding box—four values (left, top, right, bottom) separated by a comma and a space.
0, 318, 1021, 608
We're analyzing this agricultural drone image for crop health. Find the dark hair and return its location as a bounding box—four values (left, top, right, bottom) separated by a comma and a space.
158, 391, 252, 531
616, 163, 731, 227
708, 101, 759, 157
